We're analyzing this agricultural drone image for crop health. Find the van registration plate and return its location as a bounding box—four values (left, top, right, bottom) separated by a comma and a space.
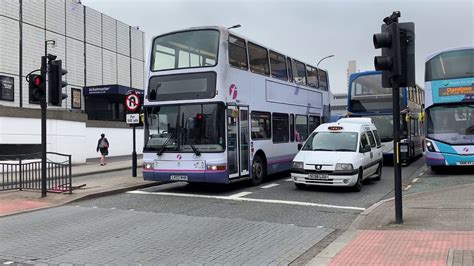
308, 173, 329, 180
170, 175, 188, 181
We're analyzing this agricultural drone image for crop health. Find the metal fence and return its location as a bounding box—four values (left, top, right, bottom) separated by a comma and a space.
0, 152, 72, 193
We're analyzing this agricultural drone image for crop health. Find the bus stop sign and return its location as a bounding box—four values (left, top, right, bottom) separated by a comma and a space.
125, 93, 141, 112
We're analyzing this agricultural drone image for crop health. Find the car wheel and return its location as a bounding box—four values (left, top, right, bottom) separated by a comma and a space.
294, 183, 306, 189
373, 163, 382, 181
351, 170, 363, 192
250, 155, 266, 186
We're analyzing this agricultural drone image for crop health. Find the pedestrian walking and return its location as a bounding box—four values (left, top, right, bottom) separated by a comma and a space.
96, 133, 109, 166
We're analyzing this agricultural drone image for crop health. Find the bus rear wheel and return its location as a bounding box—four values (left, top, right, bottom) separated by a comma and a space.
250, 155, 266, 186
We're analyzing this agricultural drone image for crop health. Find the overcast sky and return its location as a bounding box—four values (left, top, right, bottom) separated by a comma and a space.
83, 0, 473, 94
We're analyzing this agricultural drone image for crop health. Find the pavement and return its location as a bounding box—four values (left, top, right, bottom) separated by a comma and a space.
310, 179, 474, 265
0, 155, 160, 218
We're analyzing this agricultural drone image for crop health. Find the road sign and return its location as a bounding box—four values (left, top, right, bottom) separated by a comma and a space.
125, 93, 141, 112
126, 113, 140, 124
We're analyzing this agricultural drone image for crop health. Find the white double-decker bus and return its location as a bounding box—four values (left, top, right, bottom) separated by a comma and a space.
142, 26, 330, 185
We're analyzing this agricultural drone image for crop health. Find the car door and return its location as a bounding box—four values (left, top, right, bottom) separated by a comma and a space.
365, 130, 380, 175
359, 132, 372, 178
372, 129, 383, 161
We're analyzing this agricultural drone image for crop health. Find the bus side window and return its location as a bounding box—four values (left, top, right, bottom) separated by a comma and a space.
248, 42, 270, 76
228, 35, 248, 70
269, 50, 288, 80
290, 114, 295, 142
287, 57, 293, 82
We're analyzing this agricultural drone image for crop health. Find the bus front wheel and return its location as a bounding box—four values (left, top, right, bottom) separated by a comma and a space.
250, 155, 266, 186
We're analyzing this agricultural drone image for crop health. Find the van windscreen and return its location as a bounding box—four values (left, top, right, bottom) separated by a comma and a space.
302, 132, 358, 152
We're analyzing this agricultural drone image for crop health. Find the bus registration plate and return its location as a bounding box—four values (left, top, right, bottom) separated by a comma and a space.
308, 173, 328, 180
170, 175, 188, 181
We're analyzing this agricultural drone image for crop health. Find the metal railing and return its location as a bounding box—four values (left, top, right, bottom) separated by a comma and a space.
0, 152, 72, 193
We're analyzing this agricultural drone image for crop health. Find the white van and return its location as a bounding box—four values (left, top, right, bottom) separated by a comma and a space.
291, 118, 383, 192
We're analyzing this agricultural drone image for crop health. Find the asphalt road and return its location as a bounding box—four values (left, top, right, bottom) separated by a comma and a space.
0, 157, 428, 265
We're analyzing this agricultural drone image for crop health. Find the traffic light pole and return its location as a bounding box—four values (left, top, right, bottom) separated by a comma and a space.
41, 53, 47, 197
392, 76, 403, 224
132, 124, 137, 177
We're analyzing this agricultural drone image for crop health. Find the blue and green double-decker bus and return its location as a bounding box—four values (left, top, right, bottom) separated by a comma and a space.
347, 71, 425, 164
424, 47, 474, 171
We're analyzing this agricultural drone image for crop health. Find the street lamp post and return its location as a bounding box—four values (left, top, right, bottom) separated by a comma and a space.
317, 54, 335, 67
227, 24, 241, 30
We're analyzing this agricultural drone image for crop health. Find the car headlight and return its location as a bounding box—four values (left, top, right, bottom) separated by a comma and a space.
292, 161, 304, 169
335, 163, 353, 172
426, 140, 435, 152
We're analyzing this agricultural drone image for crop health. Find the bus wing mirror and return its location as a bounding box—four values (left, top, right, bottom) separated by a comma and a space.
297, 143, 303, 150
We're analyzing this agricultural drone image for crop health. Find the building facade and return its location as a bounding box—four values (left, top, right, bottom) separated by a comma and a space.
330, 93, 348, 118
0, 0, 145, 163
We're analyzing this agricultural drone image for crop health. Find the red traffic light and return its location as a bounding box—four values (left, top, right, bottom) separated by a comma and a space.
196, 114, 203, 120
34, 75, 43, 86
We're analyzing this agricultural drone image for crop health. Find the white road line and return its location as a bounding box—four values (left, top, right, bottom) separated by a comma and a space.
260, 183, 280, 189
3, 261, 14, 265
285, 178, 293, 182
404, 185, 412, 191
412, 178, 419, 183
127, 190, 366, 211
418, 172, 424, 177
228, 191, 253, 198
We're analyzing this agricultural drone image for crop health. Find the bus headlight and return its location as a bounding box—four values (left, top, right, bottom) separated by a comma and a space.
335, 163, 354, 172
207, 164, 226, 171
143, 162, 153, 170
426, 140, 435, 152
292, 161, 304, 169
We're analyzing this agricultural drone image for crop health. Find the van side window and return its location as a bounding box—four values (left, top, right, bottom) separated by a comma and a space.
373, 130, 382, 147
366, 131, 377, 148
360, 133, 369, 149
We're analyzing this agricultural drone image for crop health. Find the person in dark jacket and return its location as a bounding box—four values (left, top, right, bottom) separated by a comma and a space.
96, 133, 110, 166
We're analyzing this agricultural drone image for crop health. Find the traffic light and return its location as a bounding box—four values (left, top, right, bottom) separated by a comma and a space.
29, 74, 45, 103
373, 22, 401, 88
194, 113, 204, 128
398, 22, 415, 87
48, 60, 68, 106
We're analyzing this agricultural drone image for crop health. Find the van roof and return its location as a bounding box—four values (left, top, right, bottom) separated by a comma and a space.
337, 117, 373, 126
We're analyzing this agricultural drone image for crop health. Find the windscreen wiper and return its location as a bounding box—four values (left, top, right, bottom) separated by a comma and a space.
189, 144, 201, 156
157, 132, 175, 155
335, 149, 354, 152
313, 148, 334, 151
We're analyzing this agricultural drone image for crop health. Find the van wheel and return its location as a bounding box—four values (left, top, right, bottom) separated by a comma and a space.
250, 155, 265, 186
294, 183, 306, 189
352, 170, 363, 192
373, 163, 382, 181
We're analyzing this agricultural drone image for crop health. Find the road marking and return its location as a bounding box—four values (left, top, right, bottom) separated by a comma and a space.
260, 183, 280, 189
285, 178, 292, 182
127, 190, 365, 211
228, 191, 252, 198
404, 184, 412, 191
412, 178, 419, 183
3, 261, 14, 265
418, 172, 424, 177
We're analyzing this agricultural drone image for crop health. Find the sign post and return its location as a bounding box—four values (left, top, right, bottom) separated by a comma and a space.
125, 93, 141, 177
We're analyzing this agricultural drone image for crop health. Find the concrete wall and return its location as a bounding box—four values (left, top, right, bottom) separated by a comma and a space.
85, 126, 144, 160
0, 107, 143, 164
